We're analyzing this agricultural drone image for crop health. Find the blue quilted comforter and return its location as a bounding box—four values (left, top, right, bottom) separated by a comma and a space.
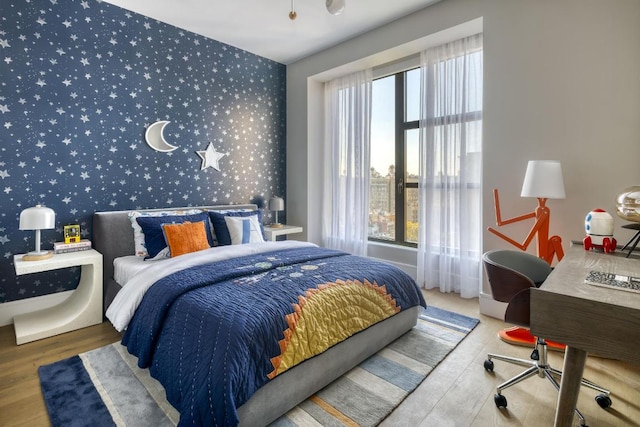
122, 246, 425, 426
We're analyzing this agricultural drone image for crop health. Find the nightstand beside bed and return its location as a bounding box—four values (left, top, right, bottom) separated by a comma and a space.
263, 224, 303, 241
12, 249, 103, 345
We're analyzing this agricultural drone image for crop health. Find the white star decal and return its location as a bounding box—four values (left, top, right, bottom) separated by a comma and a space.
196, 142, 225, 171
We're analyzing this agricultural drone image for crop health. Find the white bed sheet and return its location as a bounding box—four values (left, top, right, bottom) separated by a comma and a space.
113, 255, 153, 286
106, 241, 317, 332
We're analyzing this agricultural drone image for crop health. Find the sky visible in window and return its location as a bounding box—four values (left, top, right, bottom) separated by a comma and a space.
371, 76, 395, 176
371, 69, 420, 177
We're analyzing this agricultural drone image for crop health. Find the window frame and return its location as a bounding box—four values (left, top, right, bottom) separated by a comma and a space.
368, 69, 419, 248
368, 63, 482, 248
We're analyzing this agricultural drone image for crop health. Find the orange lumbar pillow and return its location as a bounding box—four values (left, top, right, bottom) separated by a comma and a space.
162, 221, 211, 257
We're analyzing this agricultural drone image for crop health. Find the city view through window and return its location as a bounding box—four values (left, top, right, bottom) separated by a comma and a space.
368, 70, 420, 244
368, 56, 482, 247
369, 165, 420, 244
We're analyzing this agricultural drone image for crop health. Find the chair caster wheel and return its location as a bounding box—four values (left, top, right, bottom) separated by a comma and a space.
484, 359, 494, 372
595, 394, 612, 409
494, 393, 507, 408
530, 348, 539, 361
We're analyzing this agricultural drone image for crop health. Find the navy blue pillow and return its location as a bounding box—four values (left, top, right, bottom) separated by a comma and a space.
136, 212, 213, 259
208, 210, 264, 246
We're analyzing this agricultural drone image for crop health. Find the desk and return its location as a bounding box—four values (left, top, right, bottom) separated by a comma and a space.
530, 245, 640, 427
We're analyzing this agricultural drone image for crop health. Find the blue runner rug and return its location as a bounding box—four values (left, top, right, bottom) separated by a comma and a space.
39, 306, 479, 426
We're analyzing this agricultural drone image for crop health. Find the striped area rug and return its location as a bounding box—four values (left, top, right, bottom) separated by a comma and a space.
38, 306, 478, 427
272, 306, 479, 426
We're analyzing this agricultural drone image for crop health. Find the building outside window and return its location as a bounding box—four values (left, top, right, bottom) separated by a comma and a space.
369, 58, 482, 248
369, 68, 420, 246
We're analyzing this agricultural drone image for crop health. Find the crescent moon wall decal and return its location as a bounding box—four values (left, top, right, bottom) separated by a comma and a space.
145, 120, 179, 152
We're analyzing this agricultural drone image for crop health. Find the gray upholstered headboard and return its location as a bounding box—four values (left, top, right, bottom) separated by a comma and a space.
93, 204, 257, 314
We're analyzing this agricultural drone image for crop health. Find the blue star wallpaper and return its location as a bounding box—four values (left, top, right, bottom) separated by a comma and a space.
0, 0, 287, 303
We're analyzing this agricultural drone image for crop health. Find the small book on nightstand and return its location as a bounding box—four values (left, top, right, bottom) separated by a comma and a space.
54, 239, 92, 254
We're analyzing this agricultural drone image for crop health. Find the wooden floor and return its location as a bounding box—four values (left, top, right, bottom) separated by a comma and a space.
0, 322, 122, 427
0, 290, 638, 426
383, 290, 640, 427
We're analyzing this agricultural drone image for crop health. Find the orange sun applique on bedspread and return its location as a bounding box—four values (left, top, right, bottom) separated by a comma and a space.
267, 279, 400, 379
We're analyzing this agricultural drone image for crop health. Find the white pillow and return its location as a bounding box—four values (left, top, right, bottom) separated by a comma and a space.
128, 209, 202, 257
224, 215, 265, 245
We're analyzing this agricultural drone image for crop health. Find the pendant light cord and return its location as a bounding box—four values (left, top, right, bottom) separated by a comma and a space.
289, 0, 297, 20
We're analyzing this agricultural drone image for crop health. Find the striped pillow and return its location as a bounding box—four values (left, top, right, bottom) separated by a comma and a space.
208, 210, 264, 245
224, 215, 265, 245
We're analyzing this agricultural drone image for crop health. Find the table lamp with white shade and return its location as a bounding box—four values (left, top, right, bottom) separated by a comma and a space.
519, 160, 566, 263
520, 160, 566, 201
489, 160, 566, 264
269, 196, 284, 228
19, 204, 56, 261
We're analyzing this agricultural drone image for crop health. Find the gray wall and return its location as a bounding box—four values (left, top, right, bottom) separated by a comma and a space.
286, 0, 640, 306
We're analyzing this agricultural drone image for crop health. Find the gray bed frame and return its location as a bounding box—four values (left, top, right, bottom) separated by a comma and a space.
93, 205, 419, 426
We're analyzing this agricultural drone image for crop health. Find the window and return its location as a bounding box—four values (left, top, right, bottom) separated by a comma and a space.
369, 68, 421, 246
369, 50, 483, 249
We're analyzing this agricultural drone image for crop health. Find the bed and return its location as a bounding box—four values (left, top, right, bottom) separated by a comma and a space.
93, 205, 425, 427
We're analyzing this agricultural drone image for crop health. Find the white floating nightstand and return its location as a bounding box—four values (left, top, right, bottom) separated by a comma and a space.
263, 225, 303, 242
12, 249, 103, 345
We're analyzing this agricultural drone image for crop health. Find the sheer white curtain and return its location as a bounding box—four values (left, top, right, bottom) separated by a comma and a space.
322, 70, 373, 256
417, 34, 483, 298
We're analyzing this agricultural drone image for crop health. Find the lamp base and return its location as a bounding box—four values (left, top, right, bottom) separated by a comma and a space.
22, 251, 53, 261
269, 223, 284, 229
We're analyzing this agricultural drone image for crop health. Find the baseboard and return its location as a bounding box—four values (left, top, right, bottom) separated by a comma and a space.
0, 290, 73, 327
479, 291, 506, 320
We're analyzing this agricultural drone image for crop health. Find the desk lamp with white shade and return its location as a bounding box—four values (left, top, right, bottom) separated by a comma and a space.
489, 160, 566, 264
269, 196, 284, 228
19, 204, 56, 261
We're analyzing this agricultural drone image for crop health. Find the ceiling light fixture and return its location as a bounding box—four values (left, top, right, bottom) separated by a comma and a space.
289, 0, 345, 20
326, 0, 345, 15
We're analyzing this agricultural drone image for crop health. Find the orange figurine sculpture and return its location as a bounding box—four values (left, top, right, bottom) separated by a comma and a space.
488, 188, 564, 265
